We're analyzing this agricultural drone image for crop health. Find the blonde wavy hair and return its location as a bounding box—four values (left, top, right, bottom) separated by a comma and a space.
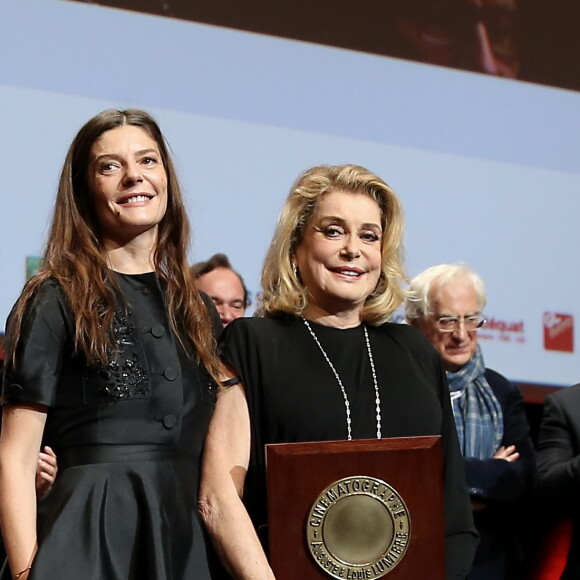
257, 164, 406, 325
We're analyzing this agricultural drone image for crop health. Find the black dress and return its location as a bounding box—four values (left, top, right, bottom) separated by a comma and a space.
219, 314, 478, 580
1, 273, 220, 580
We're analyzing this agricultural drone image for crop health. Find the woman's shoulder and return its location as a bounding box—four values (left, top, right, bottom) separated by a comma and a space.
5, 277, 72, 351
32, 276, 66, 298
376, 321, 433, 348
218, 316, 297, 365
375, 321, 441, 369
13, 276, 68, 318
222, 314, 308, 349
224, 314, 296, 338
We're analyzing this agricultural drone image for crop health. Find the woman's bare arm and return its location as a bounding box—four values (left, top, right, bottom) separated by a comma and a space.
199, 384, 275, 579
0, 404, 47, 579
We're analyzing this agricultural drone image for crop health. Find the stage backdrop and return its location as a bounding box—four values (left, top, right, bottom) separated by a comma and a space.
0, 0, 578, 388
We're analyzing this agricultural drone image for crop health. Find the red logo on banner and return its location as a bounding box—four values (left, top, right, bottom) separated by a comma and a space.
543, 312, 574, 353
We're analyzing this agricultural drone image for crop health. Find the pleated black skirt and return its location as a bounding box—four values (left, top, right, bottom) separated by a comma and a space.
2, 445, 212, 580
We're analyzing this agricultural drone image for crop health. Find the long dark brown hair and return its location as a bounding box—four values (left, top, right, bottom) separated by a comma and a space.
6, 109, 224, 383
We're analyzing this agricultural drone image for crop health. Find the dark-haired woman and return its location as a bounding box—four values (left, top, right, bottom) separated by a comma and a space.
0, 110, 225, 580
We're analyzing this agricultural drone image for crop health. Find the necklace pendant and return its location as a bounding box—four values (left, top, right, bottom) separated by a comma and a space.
302, 318, 382, 440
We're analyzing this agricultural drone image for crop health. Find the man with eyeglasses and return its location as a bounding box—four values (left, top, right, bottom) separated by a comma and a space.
405, 263, 534, 580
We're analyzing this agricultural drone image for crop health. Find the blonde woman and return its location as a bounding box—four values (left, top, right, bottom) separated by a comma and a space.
200, 164, 477, 579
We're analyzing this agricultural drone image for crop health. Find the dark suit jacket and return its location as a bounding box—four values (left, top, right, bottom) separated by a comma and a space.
535, 384, 580, 579
465, 369, 536, 580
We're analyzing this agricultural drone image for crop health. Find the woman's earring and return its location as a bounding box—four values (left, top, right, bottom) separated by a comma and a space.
293, 263, 299, 278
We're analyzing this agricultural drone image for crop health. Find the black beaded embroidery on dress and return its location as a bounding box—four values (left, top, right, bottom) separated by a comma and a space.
202, 373, 218, 404
97, 308, 149, 402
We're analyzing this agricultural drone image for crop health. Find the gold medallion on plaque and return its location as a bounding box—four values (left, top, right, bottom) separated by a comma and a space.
306, 476, 411, 579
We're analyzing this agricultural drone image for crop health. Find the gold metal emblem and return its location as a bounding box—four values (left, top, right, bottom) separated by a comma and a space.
306, 476, 411, 578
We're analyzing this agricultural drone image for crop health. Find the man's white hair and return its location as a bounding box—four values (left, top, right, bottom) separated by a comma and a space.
405, 263, 487, 321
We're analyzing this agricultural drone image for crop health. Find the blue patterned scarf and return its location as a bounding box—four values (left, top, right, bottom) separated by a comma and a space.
446, 345, 503, 459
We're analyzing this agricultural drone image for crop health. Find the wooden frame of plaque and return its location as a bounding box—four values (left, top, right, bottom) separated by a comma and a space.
266, 436, 444, 580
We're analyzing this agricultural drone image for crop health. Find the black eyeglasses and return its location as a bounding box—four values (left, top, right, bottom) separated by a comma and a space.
433, 314, 487, 333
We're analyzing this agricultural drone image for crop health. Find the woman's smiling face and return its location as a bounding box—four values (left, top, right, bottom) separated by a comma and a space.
294, 190, 383, 317
88, 124, 168, 242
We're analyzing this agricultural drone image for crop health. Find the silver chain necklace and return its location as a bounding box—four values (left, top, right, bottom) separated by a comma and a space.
302, 318, 382, 441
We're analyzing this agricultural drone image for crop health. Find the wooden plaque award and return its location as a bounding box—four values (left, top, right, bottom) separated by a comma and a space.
266, 436, 444, 579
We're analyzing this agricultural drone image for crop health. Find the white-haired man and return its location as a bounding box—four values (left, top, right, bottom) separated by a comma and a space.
406, 263, 535, 580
